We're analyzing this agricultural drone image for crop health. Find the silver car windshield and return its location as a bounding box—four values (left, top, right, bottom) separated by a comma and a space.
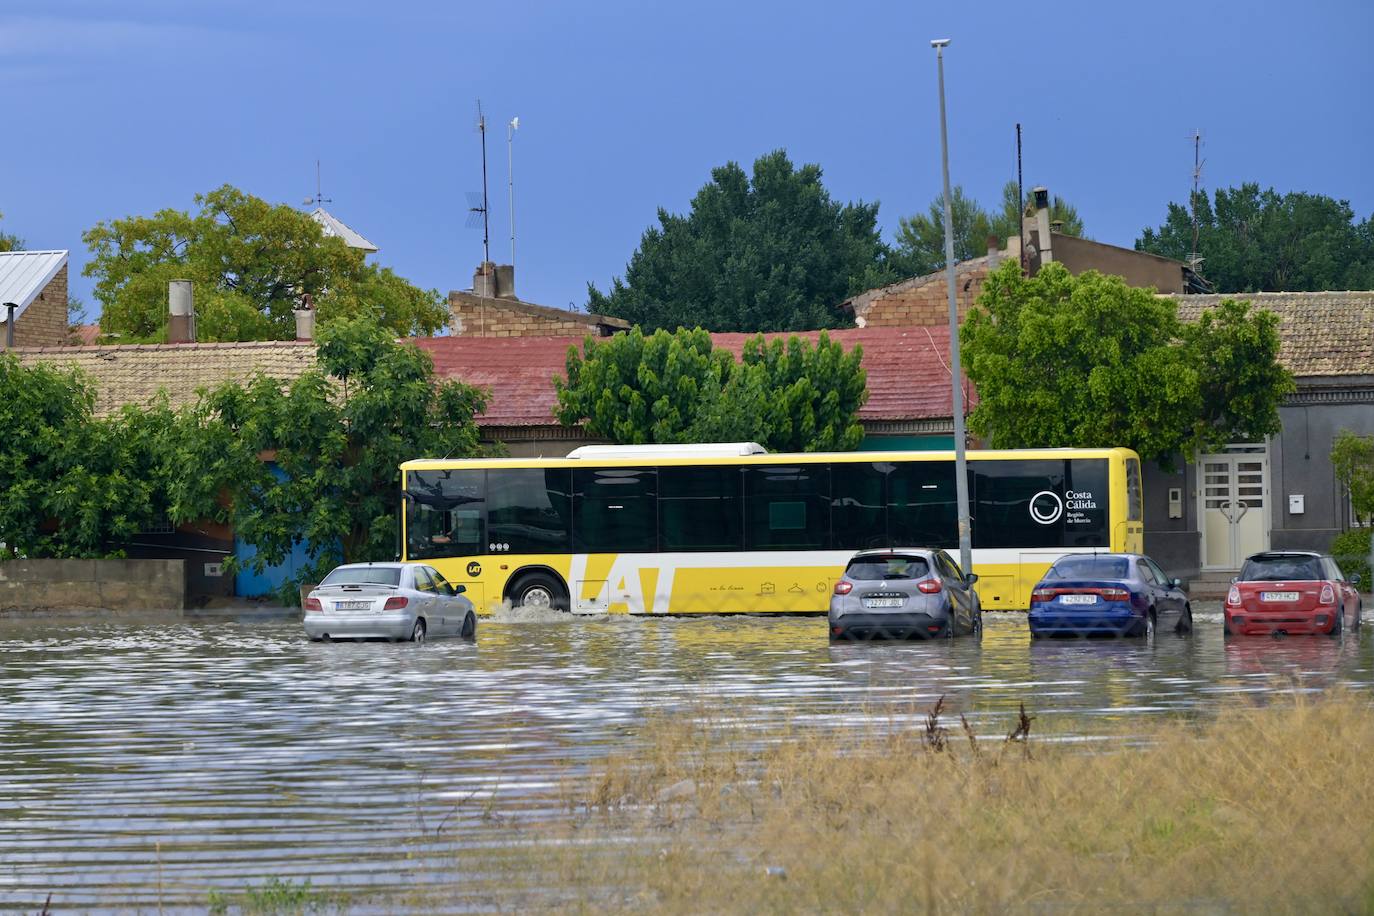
845, 557, 930, 581
320, 567, 402, 587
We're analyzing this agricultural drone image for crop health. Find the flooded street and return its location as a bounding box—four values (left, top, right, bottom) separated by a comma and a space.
2, 605, 1371, 911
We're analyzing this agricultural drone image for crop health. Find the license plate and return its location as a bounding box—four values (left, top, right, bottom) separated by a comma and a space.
336, 600, 373, 610
1261, 591, 1299, 602
1060, 594, 1098, 605
864, 597, 904, 608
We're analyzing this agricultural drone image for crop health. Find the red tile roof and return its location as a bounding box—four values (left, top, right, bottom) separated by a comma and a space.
412, 327, 966, 427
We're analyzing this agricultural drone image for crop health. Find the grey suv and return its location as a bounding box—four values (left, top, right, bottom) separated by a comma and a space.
829, 548, 982, 640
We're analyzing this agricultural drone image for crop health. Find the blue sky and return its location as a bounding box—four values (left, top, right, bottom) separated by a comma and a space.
4, 0, 1372, 321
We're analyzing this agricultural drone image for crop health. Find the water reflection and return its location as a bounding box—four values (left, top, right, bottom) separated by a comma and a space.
0, 606, 1370, 909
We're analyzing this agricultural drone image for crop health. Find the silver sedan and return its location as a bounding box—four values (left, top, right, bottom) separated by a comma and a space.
303, 562, 476, 643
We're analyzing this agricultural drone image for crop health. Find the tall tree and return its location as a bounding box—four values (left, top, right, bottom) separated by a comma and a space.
167, 316, 487, 599
895, 183, 1085, 278
555, 326, 867, 452
85, 185, 448, 343
961, 261, 1292, 467
1136, 183, 1374, 292
0, 210, 24, 252
987, 181, 1085, 243
587, 150, 895, 332
892, 186, 991, 277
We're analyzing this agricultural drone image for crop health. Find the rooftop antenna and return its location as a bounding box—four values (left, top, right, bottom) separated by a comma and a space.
304, 159, 332, 208
465, 101, 492, 266
1189, 130, 1205, 269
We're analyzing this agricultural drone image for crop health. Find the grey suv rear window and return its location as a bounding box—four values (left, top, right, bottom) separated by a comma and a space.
1241, 556, 1323, 581
845, 556, 930, 581
321, 567, 402, 587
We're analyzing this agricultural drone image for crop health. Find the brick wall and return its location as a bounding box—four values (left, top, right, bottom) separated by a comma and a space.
857, 262, 991, 328
2, 265, 68, 349
449, 294, 604, 338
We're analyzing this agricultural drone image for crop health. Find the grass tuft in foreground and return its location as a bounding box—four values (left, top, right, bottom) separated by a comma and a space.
520, 693, 1374, 914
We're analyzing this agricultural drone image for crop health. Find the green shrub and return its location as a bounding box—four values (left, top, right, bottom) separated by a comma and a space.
1331, 528, 1373, 589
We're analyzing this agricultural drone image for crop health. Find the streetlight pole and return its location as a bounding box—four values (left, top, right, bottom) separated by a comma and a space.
507, 116, 519, 269
932, 38, 973, 576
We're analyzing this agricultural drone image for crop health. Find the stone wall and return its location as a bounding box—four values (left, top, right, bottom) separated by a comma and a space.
0, 558, 185, 613
855, 261, 992, 328
449, 293, 606, 338
3, 265, 68, 349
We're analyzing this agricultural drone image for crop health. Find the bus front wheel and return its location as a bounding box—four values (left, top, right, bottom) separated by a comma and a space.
509, 571, 570, 612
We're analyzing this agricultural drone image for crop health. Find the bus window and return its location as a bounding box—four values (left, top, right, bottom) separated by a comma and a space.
660, 465, 743, 551
888, 461, 957, 547
1126, 458, 1142, 522
744, 465, 829, 550
572, 468, 657, 553
406, 469, 485, 559
972, 459, 1109, 548
831, 462, 888, 549
487, 468, 572, 553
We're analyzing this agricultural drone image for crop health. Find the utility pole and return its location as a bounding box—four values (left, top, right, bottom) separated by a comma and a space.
932, 38, 973, 577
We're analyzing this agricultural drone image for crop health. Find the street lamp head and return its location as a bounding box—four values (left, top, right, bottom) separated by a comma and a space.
930, 38, 951, 48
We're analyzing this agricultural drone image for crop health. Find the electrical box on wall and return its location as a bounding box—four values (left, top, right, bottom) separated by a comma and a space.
1288, 494, 1305, 515
1168, 488, 1183, 519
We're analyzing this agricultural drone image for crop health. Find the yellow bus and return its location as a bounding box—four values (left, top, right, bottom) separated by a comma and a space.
400, 444, 1143, 614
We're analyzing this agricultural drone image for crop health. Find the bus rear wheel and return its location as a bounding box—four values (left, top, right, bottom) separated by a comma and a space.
509, 571, 569, 612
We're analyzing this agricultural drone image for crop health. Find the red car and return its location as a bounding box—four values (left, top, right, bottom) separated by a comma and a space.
1225, 551, 1364, 637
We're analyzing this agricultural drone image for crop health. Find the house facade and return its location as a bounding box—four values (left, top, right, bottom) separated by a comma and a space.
1141, 292, 1374, 580
0, 250, 69, 349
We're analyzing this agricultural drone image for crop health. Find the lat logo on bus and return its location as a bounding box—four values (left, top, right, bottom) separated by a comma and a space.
466, 561, 482, 577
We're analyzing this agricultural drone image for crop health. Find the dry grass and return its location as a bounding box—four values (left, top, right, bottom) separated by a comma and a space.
499, 693, 1374, 914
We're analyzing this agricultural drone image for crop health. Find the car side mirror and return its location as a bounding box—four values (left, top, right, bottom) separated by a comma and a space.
1351, 574, 1362, 587
455, 584, 467, 594
965, 573, 979, 585
1230, 576, 1239, 584
1171, 577, 1183, 589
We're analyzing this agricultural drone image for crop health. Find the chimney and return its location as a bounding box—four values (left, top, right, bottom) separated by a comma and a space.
494, 264, 516, 299
473, 261, 498, 298
294, 292, 315, 341
168, 280, 195, 343
1032, 187, 1053, 265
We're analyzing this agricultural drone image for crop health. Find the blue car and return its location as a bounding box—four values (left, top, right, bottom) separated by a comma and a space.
1028, 553, 1193, 639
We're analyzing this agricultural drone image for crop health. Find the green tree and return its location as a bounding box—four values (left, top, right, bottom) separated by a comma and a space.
0, 210, 23, 252
587, 150, 895, 332
987, 181, 1085, 243
894, 183, 1085, 278
1331, 431, 1374, 526
1136, 183, 1374, 292
555, 327, 867, 452
84, 185, 448, 343
168, 316, 487, 598
893, 186, 991, 277
961, 261, 1292, 467
0, 354, 177, 559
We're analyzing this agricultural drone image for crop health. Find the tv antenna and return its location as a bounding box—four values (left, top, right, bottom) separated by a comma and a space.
1189, 130, 1205, 268
466, 101, 491, 265
304, 159, 332, 208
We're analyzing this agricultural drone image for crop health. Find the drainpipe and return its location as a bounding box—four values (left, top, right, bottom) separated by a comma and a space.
4, 302, 15, 348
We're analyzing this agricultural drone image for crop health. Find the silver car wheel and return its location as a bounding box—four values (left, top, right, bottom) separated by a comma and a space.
410, 619, 426, 645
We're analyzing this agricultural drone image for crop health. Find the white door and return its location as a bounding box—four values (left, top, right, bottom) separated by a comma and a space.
1199, 447, 1269, 570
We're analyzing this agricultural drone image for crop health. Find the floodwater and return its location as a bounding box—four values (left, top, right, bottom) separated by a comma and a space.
1, 604, 1371, 912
